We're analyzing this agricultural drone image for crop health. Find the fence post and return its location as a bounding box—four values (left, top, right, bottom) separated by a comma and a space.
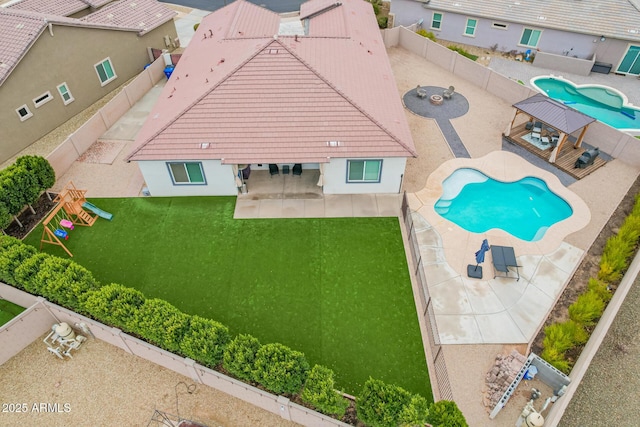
277, 396, 292, 421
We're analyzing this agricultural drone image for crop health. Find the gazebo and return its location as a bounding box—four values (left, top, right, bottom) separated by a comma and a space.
505, 94, 596, 163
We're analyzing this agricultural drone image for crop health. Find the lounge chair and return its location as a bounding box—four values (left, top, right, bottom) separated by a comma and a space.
292, 163, 302, 176
530, 131, 541, 141
443, 86, 455, 100
491, 245, 520, 281
269, 164, 279, 177
532, 121, 542, 133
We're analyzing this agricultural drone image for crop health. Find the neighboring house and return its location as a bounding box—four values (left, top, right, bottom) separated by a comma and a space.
391, 0, 640, 76
0, 0, 178, 163
127, 0, 416, 196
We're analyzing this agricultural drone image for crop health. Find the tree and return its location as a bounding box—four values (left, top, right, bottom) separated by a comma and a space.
0, 203, 11, 231
357, 378, 413, 427
15, 156, 55, 193
180, 315, 230, 367
252, 343, 310, 395
425, 400, 468, 427
301, 365, 348, 417
223, 334, 262, 382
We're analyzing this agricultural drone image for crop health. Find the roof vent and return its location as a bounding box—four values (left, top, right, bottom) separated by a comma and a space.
200, 143, 210, 149
327, 140, 341, 147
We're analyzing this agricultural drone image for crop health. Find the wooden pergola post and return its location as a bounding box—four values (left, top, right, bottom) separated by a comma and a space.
504, 109, 519, 137
573, 124, 590, 148
548, 132, 567, 163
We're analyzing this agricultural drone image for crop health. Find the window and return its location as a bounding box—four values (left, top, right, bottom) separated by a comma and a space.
347, 160, 382, 183
492, 22, 508, 30
33, 91, 53, 108
57, 83, 74, 105
520, 28, 542, 47
431, 12, 442, 30
94, 58, 117, 86
464, 18, 477, 36
16, 105, 33, 121
167, 162, 206, 185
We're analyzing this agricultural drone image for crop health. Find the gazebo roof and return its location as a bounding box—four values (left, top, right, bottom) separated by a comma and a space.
513, 94, 596, 134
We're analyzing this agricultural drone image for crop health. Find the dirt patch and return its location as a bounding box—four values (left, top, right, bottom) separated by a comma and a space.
4, 193, 56, 240
531, 174, 640, 356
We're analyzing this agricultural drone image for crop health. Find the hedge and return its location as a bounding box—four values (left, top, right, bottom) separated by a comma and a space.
180, 315, 230, 367
301, 365, 349, 417
252, 342, 310, 395
133, 298, 190, 353
223, 334, 262, 382
0, 237, 36, 285
84, 283, 146, 332
357, 378, 413, 427
426, 400, 468, 427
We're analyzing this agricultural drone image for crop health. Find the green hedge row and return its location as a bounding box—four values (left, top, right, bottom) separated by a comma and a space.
0, 156, 55, 230
0, 236, 467, 425
357, 378, 467, 427
541, 194, 640, 373
416, 29, 437, 42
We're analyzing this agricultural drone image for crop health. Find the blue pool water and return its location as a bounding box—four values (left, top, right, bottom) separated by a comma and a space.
434, 168, 573, 241
531, 77, 639, 131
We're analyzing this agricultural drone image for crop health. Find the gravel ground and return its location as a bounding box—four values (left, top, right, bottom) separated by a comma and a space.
559, 277, 640, 426
0, 337, 300, 427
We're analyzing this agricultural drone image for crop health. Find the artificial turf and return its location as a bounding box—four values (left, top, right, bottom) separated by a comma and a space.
0, 299, 25, 326
24, 197, 431, 398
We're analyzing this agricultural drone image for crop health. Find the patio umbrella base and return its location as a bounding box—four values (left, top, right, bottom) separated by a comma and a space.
467, 264, 483, 279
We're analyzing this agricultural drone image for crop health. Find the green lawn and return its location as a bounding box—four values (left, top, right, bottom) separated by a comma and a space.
0, 299, 25, 326
25, 197, 430, 398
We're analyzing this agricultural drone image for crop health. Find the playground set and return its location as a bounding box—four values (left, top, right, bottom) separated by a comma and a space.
40, 182, 112, 257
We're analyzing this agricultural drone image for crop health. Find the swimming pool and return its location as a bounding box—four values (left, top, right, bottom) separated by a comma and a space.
434, 168, 573, 242
530, 76, 640, 133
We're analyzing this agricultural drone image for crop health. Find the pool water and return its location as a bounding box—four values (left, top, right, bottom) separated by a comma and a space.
434, 168, 573, 241
531, 77, 639, 131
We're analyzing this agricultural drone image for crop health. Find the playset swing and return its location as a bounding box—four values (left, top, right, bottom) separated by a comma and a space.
40, 182, 110, 257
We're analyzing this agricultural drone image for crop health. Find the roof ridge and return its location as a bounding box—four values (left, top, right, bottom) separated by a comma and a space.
127, 38, 276, 161
274, 38, 417, 157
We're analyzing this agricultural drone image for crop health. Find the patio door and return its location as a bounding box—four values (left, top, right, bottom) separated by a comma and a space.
616, 44, 640, 75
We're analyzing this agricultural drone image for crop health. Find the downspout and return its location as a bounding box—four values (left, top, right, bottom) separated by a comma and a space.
48, 22, 53, 36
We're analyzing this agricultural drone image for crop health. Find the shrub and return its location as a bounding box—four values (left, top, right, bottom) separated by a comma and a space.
84, 283, 146, 331
416, 28, 437, 41
0, 203, 11, 230
193, 23, 199, 31
377, 16, 388, 29
357, 377, 412, 427
223, 334, 262, 382
301, 365, 349, 417
540, 346, 571, 373
399, 394, 430, 426
44, 260, 100, 311
252, 343, 310, 395
568, 290, 605, 326
425, 400, 468, 427
134, 298, 190, 352
543, 320, 587, 352
14, 252, 54, 294
0, 243, 37, 287
599, 233, 637, 282
180, 315, 230, 368
587, 277, 612, 303
448, 46, 478, 61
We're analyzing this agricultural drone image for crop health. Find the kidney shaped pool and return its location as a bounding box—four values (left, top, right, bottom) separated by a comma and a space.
434, 168, 573, 241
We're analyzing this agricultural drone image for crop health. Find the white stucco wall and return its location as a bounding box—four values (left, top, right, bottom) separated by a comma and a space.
138, 160, 238, 196
322, 157, 407, 194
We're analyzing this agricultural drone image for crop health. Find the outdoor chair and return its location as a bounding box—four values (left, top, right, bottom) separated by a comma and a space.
530, 131, 541, 141
292, 163, 302, 176
532, 121, 543, 133
443, 86, 455, 100
491, 245, 521, 281
416, 85, 427, 99
269, 164, 279, 177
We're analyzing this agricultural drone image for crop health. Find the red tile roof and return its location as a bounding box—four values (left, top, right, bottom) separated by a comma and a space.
81, 0, 177, 35
0, 0, 175, 86
128, 0, 416, 163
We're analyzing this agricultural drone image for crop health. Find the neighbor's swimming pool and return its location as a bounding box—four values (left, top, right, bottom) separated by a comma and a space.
434, 168, 573, 241
530, 76, 640, 132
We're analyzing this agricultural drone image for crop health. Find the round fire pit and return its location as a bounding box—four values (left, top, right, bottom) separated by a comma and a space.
430, 94, 443, 105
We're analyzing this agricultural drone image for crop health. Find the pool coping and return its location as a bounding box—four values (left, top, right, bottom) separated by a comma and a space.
412, 150, 591, 266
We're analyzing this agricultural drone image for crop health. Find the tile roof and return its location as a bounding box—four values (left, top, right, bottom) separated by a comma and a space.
5, 0, 88, 17
419, 0, 640, 42
0, 0, 175, 86
128, 0, 416, 163
81, 0, 177, 35
513, 94, 596, 134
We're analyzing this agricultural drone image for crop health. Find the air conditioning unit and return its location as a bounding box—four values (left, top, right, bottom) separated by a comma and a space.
164, 35, 171, 47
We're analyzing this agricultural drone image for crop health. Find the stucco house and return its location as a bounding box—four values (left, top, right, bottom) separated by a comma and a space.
0, 0, 178, 163
391, 0, 640, 76
127, 0, 417, 197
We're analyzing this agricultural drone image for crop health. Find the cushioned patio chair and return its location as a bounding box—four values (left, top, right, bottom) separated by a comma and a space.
269, 164, 279, 177
532, 121, 543, 133
292, 163, 302, 176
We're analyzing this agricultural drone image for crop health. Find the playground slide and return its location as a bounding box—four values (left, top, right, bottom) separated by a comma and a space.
82, 202, 113, 221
